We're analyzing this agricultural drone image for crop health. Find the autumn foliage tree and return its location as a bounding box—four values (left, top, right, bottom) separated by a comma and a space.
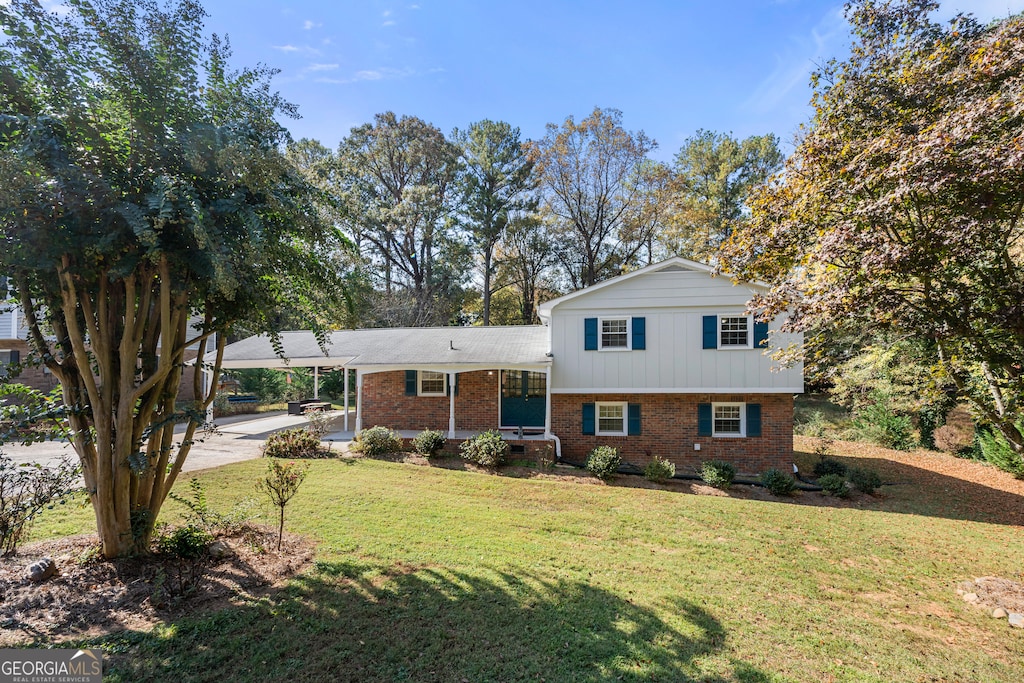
722, 0, 1024, 454
0, 0, 347, 557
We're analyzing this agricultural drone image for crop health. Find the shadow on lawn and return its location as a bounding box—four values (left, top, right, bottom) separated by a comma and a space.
96, 560, 775, 683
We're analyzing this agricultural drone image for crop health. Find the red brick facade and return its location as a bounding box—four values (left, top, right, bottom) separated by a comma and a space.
0, 340, 59, 393
361, 370, 499, 432
551, 393, 793, 476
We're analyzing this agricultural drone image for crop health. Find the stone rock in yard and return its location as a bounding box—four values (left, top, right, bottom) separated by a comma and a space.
27, 558, 57, 583
209, 540, 231, 559
1009, 613, 1024, 629
963, 592, 979, 604
992, 607, 1008, 619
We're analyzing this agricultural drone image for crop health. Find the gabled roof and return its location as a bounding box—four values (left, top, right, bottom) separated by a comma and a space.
220, 326, 550, 370
537, 256, 765, 321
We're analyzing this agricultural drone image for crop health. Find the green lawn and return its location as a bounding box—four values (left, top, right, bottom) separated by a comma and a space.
30, 456, 1024, 682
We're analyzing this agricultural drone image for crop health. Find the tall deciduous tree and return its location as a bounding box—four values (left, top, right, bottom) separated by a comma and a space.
453, 120, 536, 326
528, 108, 658, 288
664, 130, 782, 262
722, 0, 1024, 454
337, 113, 465, 326
0, 0, 347, 557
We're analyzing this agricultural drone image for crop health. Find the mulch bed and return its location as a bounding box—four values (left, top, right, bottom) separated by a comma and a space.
0, 526, 315, 646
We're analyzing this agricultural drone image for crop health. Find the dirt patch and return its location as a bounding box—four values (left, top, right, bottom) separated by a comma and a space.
958, 576, 1024, 614
0, 527, 315, 646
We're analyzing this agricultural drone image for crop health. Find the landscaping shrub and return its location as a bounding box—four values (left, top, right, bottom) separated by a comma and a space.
305, 409, 331, 439
796, 409, 829, 438
155, 523, 213, 596
848, 466, 882, 494
256, 460, 310, 550
586, 446, 621, 481
170, 478, 258, 534
644, 456, 675, 482
760, 468, 795, 496
355, 426, 403, 456
413, 429, 447, 457
818, 473, 850, 497
700, 460, 735, 489
977, 426, 1024, 479
850, 393, 915, 450
0, 455, 79, 556
812, 457, 847, 478
263, 427, 325, 459
460, 430, 508, 467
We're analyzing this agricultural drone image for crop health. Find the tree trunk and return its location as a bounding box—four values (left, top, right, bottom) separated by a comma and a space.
482, 250, 493, 326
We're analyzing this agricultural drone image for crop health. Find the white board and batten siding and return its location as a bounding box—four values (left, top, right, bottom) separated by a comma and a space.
541, 260, 804, 393
0, 306, 29, 341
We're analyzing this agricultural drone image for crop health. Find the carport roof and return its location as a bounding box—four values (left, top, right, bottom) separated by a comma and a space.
219, 326, 551, 370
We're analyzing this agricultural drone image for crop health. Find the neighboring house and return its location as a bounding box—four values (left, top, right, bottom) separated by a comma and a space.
221, 257, 804, 474
0, 300, 56, 392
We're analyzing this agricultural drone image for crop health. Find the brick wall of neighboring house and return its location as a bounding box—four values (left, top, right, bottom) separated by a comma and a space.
361, 370, 499, 432
0, 339, 59, 393
551, 393, 794, 476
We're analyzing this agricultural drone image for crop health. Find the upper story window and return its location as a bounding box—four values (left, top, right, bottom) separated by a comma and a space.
601, 318, 629, 349
719, 316, 750, 348
418, 370, 446, 396
713, 403, 744, 436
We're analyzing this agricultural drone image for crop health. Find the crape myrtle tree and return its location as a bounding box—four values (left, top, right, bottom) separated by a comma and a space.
721, 0, 1024, 453
0, 0, 348, 557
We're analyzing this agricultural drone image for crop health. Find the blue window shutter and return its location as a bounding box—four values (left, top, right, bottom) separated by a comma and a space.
697, 403, 712, 436
754, 320, 769, 348
405, 370, 417, 396
9, 349, 19, 365
582, 403, 596, 435
702, 316, 718, 349
627, 403, 641, 435
632, 317, 646, 350
747, 403, 762, 437
584, 318, 598, 350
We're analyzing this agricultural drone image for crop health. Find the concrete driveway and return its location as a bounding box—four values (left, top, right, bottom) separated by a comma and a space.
1, 411, 352, 473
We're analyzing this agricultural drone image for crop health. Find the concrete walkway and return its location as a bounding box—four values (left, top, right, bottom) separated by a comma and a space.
1, 411, 354, 473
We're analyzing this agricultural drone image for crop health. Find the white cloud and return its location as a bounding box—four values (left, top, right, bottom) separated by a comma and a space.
382, 20, 396, 26
382, 9, 393, 17
39, 0, 72, 16
273, 44, 301, 53
408, 3, 421, 8
743, 6, 847, 114
939, 0, 1024, 22
316, 66, 415, 85
307, 63, 339, 71
303, 20, 322, 30
272, 44, 322, 57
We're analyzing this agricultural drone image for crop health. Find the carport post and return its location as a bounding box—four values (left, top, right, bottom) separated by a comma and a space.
343, 367, 350, 432
314, 365, 319, 400
448, 371, 456, 439
355, 369, 363, 433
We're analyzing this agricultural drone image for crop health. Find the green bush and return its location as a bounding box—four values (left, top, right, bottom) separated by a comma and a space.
586, 446, 621, 481
460, 430, 509, 468
851, 393, 915, 450
412, 429, 447, 457
812, 457, 847, 478
818, 473, 850, 497
155, 523, 213, 596
356, 426, 403, 456
761, 468, 795, 496
0, 455, 80, 556
796, 410, 829, 438
978, 426, 1024, 479
848, 466, 882, 494
263, 428, 325, 459
700, 460, 736, 489
644, 456, 675, 482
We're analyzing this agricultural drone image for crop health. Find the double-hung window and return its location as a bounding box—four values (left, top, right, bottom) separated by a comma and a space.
596, 402, 627, 436
713, 403, 744, 437
600, 318, 629, 349
418, 370, 446, 396
719, 316, 751, 348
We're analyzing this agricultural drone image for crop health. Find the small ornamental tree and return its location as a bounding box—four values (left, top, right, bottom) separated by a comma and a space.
0, 0, 350, 557
722, 1, 1024, 458
256, 460, 309, 551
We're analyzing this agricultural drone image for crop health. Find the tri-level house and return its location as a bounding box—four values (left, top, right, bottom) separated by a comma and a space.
221, 257, 804, 474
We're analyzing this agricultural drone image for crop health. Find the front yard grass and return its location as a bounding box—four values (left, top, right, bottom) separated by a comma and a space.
26, 453, 1024, 682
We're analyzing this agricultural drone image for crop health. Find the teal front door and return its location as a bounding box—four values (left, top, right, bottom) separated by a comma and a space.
500, 370, 547, 428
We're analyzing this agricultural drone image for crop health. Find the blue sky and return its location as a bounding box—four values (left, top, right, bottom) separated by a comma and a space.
196, 0, 1024, 162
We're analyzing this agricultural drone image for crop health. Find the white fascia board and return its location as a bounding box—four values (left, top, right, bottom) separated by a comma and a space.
214, 356, 356, 369
550, 387, 804, 394
355, 362, 552, 374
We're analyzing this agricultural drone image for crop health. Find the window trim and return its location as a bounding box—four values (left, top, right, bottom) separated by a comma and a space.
598, 316, 632, 352
417, 370, 447, 397
595, 401, 628, 436
712, 402, 746, 438
718, 315, 753, 350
